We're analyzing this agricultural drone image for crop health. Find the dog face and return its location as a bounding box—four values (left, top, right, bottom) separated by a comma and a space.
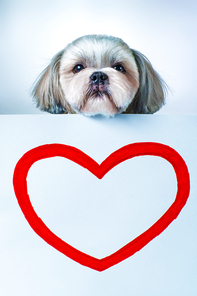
32, 35, 167, 116
59, 35, 139, 116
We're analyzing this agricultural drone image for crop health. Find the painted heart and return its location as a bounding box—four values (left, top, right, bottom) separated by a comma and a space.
13, 142, 190, 272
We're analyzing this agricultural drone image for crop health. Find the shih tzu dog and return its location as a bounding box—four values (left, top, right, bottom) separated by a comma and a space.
32, 34, 167, 116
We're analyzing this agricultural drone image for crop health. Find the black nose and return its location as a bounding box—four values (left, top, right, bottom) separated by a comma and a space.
90, 71, 108, 85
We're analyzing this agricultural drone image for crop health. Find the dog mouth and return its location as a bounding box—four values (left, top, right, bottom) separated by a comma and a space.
78, 72, 123, 115
79, 85, 122, 115
85, 84, 114, 104
83, 71, 115, 105
89, 90, 110, 100
91, 83, 107, 93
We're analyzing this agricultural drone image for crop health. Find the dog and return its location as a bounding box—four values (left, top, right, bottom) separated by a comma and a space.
32, 34, 167, 116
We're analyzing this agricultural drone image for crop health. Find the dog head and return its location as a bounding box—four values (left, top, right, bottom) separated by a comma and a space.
32, 35, 167, 116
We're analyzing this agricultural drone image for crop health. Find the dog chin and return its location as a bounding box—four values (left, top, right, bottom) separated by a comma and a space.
78, 94, 120, 117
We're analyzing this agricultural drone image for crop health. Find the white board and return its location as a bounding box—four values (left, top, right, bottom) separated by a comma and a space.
0, 114, 196, 295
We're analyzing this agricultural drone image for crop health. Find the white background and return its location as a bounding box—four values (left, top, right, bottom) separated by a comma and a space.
0, 0, 197, 115
0, 114, 196, 295
0, 0, 197, 295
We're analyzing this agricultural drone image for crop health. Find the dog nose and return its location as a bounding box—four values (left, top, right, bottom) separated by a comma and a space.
90, 71, 108, 84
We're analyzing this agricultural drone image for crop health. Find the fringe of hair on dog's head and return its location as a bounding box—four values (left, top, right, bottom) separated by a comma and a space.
126, 49, 168, 114
31, 50, 75, 114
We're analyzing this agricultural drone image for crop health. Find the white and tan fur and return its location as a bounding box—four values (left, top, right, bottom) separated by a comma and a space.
32, 35, 167, 116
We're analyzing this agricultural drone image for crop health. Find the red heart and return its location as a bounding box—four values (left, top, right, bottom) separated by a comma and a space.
13, 143, 190, 272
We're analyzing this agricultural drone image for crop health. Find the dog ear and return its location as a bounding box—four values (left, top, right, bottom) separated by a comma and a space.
32, 50, 75, 114
127, 50, 167, 114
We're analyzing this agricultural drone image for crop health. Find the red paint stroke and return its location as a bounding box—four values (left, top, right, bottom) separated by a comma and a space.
13, 143, 190, 271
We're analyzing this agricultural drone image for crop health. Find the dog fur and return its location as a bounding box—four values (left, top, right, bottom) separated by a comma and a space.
32, 35, 167, 116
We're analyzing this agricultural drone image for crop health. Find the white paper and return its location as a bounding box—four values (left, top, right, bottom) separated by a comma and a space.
0, 114, 196, 295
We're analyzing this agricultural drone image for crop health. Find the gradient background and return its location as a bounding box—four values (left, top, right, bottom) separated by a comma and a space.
0, 1, 197, 294
0, 0, 197, 114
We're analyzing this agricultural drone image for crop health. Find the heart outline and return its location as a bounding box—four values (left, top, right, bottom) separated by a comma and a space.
13, 142, 190, 271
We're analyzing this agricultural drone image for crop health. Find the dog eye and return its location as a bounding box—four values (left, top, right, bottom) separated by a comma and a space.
113, 64, 126, 73
73, 64, 85, 73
